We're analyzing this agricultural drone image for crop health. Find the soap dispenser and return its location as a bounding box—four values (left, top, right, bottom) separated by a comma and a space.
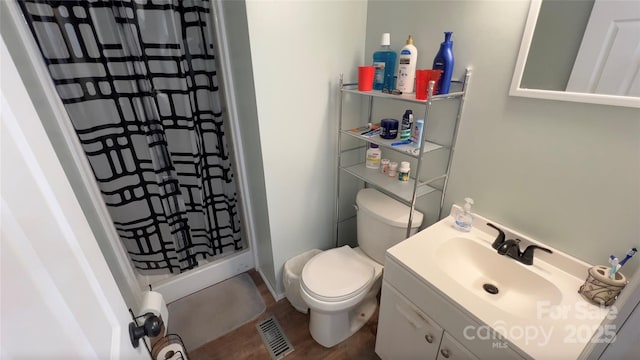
453, 197, 474, 232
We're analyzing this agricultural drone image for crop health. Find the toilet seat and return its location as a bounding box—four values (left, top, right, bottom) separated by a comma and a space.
301, 246, 374, 303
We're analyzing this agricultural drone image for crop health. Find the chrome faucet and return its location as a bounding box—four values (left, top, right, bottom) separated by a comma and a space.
486, 223, 552, 265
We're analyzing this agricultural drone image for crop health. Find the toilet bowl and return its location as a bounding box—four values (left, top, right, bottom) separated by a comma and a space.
300, 246, 382, 348
299, 188, 423, 348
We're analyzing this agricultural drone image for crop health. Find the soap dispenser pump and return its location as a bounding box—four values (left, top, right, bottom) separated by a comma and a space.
453, 197, 474, 232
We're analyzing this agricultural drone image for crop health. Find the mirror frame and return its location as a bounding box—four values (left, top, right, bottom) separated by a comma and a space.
510, 0, 640, 108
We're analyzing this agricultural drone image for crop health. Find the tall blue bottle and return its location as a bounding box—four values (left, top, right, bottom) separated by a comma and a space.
373, 33, 397, 91
432, 32, 454, 94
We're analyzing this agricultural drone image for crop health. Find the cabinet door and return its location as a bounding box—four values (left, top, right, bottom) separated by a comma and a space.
437, 333, 479, 360
376, 282, 444, 360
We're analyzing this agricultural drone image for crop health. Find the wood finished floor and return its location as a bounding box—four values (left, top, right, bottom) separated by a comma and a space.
189, 270, 381, 360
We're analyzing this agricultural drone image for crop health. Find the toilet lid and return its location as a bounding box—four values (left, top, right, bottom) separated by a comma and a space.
301, 246, 374, 302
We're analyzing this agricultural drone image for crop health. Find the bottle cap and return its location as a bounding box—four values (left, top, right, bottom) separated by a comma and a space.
381, 33, 391, 46
370, 143, 379, 148
406, 35, 413, 45
399, 161, 410, 171
389, 161, 398, 169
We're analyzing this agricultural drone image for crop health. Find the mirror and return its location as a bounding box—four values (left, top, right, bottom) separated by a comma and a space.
510, 0, 640, 108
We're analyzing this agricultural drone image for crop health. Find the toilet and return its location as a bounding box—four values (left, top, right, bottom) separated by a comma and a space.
299, 188, 423, 347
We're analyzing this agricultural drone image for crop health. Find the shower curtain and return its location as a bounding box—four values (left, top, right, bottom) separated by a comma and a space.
20, 0, 243, 274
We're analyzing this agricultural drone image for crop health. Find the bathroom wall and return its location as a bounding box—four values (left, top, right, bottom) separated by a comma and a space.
219, 0, 277, 294
245, 0, 369, 294
365, 0, 639, 277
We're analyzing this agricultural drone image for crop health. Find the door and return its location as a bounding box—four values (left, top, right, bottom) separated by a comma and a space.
437, 333, 480, 360
375, 282, 444, 359
566, 0, 640, 96
1, 36, 148, 359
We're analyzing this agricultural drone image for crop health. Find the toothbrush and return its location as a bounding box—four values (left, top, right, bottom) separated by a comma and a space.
351, 124, 371, 133
609, 256, 619, 279
618, 247, 638, 267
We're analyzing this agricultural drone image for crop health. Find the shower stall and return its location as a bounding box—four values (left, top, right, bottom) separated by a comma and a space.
3, 0, 257, 305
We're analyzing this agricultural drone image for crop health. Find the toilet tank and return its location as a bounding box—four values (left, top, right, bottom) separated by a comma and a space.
356, 188, 424, 264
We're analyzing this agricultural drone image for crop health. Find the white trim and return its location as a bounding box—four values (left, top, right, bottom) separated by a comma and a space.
258, 268, 285, 302
153, 250, 254, 304
210, 0, 260, 269
509, 0, 640, 108
4, 0, 143, 307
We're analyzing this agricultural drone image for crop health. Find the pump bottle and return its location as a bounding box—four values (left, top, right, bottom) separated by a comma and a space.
396, 35, 418, 93
453, 197, 474, 232
432, 32, 454, 94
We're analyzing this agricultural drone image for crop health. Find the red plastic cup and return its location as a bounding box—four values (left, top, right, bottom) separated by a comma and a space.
415, 69, 442, 100
358, 66, 375, 91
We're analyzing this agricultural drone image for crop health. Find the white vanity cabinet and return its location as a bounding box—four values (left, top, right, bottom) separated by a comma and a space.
376, 256, 528, 360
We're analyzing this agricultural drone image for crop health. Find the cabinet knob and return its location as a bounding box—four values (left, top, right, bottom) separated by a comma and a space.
425, 334, 434, 343
440, 349, 450, 358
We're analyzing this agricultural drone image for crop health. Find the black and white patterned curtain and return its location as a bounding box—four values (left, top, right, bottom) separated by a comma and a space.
20, 0, 243, 274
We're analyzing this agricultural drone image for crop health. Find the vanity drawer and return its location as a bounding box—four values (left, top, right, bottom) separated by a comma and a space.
383, 255, 528, 360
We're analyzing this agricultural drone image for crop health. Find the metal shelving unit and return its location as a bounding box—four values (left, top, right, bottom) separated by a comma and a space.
335, 68, 471, 243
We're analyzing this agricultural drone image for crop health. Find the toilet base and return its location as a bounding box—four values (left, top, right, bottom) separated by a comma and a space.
308, 282, 380, 348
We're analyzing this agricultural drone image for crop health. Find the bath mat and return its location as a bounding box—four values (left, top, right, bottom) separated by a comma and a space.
167, 272, 266, 351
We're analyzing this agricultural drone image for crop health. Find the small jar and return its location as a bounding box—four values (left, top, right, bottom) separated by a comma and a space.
380, 159, 390, 174
388, 161, 398, 177
380, 118, 399, 139
398, 161, 410, 182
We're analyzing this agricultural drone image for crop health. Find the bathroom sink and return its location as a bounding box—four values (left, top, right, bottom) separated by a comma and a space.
436, 237, 563, 318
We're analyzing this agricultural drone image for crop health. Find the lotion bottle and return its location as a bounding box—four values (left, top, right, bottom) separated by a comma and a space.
432, 32, 454, 94
397, 35, 418, 93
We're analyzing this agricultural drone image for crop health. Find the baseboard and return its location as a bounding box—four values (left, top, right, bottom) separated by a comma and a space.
257, 268, 285, 302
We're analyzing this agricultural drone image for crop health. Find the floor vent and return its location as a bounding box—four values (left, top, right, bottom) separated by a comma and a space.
256, 316, 294, 360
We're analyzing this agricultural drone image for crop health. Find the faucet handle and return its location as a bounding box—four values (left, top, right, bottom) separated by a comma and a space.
521, 245, 553, 265
497, 238, 521, 257
486, 223, 505, 250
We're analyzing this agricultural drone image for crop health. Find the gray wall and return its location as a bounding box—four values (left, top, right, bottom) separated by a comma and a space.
219, 0, 276, 293
365, 0, 639, 278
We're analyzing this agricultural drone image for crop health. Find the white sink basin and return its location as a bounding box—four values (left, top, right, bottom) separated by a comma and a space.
436, 236, 563, 318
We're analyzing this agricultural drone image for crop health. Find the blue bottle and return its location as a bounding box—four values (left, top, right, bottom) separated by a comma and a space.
432, 32, 454, 94
373, 33, 397, 91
